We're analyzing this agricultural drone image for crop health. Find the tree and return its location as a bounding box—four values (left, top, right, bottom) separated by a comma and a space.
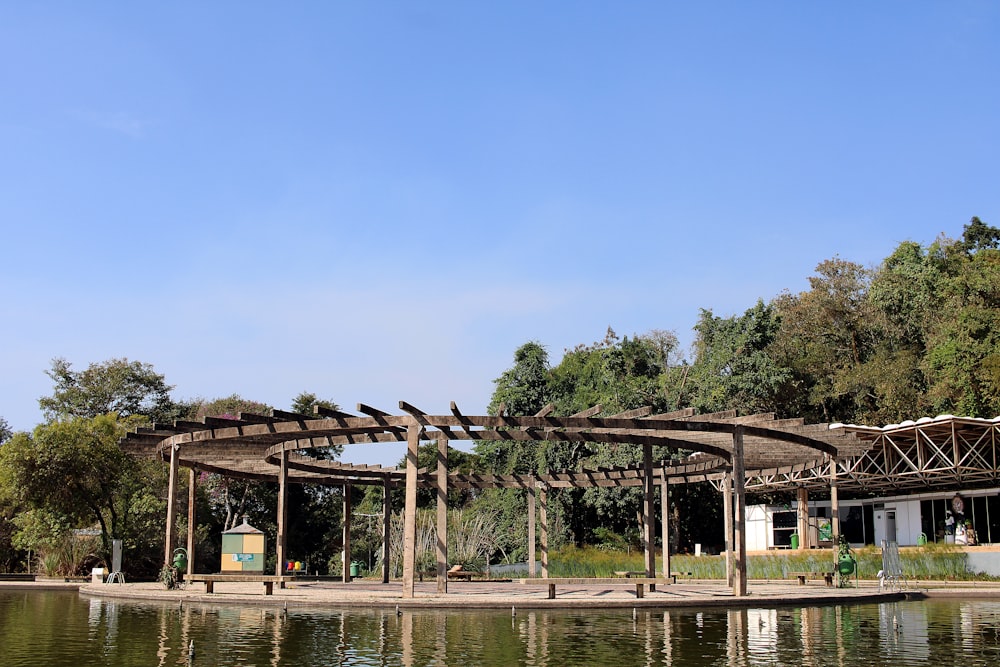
478, 342, 553, 476
290, 391, 339, 416
182, 394, 271, 422
923, 235, 1000, 416
0, 417, 11, 445
290, 392, 343, 459
687, 300, 789, 415
487, 342, 551, 418
38, 358, 177, 423
961, 216, 1000, 254
0, 414, 165, 572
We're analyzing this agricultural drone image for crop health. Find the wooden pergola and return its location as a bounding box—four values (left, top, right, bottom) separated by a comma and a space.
122, 403, 865, 598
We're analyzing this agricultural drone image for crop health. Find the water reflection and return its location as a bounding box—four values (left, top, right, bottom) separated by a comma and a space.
3, 591, 1000, 666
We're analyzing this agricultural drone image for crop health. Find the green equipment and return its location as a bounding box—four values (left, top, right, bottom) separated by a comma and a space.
172, 548, 188, 573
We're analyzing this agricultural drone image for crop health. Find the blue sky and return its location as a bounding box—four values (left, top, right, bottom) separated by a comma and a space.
2, 3, 998, 466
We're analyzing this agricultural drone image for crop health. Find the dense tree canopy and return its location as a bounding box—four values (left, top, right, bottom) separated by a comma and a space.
38, 358, 177, 423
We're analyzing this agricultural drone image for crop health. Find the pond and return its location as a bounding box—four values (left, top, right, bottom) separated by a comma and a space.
1, 590, 999, 666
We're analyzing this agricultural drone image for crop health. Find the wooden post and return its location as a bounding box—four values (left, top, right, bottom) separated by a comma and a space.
382, 474, 391, 584
732, 427, 747, 597
797, 486, 809, 550
830, 456, 840, 545
643, 443, 656, 579
527, 484, 536, 578
342, 484, 353, 583
164, 444, 179, 566
723, 469, 733, 587
402, 423, 420, 598
660, 472, 671, 580
276, 449, 289, 577
540, 485, 549, 579
187, 467, 197, 577
436, 436, 448, 594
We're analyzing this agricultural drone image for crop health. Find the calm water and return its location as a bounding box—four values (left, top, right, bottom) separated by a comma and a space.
1, 590, 1000, 666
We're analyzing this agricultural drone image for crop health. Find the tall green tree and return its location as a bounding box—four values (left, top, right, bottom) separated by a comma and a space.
290, 391, 340, 416
290, 391, 343, 459
0, 414, 165, 572
687, 300, 789, 415
0, 417, 11, 445
38, 358, 177, 424
922, 222, 1000, 416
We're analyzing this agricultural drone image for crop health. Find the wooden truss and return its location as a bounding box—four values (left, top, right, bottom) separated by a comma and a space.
742, 416, 1000, 494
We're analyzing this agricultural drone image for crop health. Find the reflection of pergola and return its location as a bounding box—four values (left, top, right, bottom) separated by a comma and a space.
122, 403, 866, 597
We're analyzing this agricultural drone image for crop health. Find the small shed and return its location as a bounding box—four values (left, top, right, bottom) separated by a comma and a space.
221, 518, 266, 572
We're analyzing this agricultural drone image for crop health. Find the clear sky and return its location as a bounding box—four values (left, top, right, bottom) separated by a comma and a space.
2, 3, 998, 466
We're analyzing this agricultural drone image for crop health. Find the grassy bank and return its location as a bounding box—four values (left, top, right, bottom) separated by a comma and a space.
547, 543, 995, 581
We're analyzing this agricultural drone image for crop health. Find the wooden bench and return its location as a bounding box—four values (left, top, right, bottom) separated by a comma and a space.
186, 574, 292, 595
788, 571, 834, 586
0, 573, 36, 582
518, 577, 672, 599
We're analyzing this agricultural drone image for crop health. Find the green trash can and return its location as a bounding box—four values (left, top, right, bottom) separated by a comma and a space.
790, 533, 800, 550
350, 561, 360, 578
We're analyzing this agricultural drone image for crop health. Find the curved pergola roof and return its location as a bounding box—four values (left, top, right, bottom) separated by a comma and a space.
122, 402, 865, 489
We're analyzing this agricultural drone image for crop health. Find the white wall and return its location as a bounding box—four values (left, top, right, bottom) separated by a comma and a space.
746, 504, 770, 551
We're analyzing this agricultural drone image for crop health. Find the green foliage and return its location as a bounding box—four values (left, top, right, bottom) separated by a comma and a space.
159, 564, 178, 589
290, 391, 339, 416
290, 392, 343, 459
38, 358, 177, 423
687, 300, 789, 415
0, 415, 164, 572
0, 417, 11, 445
183, 394, 271, 421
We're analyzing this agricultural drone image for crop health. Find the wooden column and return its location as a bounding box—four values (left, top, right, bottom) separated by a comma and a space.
830, 456, 841, 545
342, 484, 353, 583
642, 443, 656, 578
722, 469, 733, 587
276, 449, 289, 577
660, 472, 671, 579
527, 484, 536, 578
402, 423, 420, 598
797, 486, 809, 550
382, 474, 391, 583
539, 485, 549, 579
164, 444, 179, 566
732, 427, 747, 597
436, 436, 448, 594
186, 468, 197, 577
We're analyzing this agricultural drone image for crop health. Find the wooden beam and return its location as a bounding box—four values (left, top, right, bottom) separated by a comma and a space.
381, 474, 391, 584
402, 424, 420, 598
342, 484, 352, 583
643, 443, 656, 578
436, 434, 448, 594
540, 485, 548, 579
164, 444, 179, 566
660, 473, 671, 580
722, 469, 733, 586
276, 450, 289, 577
527, 484, 536, 578
732, 426, 747, 597
187, 467, 197, 577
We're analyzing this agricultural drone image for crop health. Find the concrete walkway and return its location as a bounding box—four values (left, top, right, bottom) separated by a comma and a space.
5, 576, 994, 610
71, 577, 923, 610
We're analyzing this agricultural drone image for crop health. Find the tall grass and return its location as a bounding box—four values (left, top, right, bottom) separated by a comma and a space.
548, 544, 992, 580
